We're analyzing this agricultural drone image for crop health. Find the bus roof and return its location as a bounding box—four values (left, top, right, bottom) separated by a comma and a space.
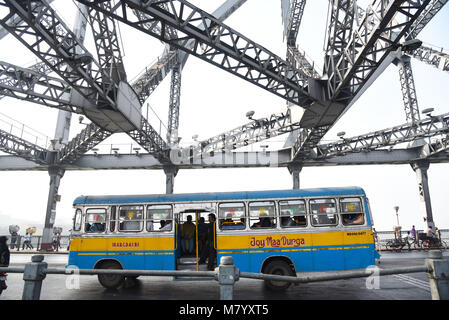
73, 187, 366, 206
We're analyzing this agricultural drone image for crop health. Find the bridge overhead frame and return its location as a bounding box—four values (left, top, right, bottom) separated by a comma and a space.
0, 0, 448, 247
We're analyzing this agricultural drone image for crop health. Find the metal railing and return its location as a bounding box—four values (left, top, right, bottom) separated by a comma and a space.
375, 229, 449, 251
7, 235, 70, 252
1, 252, 448, 300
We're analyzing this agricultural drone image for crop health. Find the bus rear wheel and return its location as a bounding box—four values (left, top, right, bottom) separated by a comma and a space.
97, 261, 124, 289
263, 260, 295, 291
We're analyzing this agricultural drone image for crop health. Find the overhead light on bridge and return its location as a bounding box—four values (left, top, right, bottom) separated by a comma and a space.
422, 107, 434, 117
402, 39, 422, 52
246, 111, 255, 120
337, 131, 346, 138
72, 53, 94, 66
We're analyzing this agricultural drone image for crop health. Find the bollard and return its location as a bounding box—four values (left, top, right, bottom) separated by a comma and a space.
22, 255, 48, 300
216, 256, 239, 300
425, 250, 449, 300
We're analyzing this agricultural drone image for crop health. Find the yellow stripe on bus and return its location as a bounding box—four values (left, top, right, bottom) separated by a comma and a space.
70, 237, 175, 252
216, 230, 374, 250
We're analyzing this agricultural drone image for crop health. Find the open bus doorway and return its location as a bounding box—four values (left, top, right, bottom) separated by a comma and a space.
174, 204, 216, 272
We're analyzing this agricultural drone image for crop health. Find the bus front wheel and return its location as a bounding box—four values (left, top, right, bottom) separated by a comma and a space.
97, 261, 124, 289
263, 260, 295, 291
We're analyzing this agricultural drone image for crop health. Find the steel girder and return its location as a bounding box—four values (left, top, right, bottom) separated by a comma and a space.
315, 112, 449, 159
407, 44, 449, 73
0, 0, 171, 162
406, 0, 448, 40
324, 0, 356, 88
86, 1, 127, 85
329, 0, 431, 104
56, 123, 112, 164
127, 117, 170, 163
397, 55, 421, 124
0, 128, 49, 165
0, 0, 116, 108
167, 61, 181, 146
291, 0, 432, 162
183, 107, 302, 158
75, 0, 315, 107
284, 0, 307, 46
0, 60, 86, 113
130, 0, 248, 105
131, 49, 179, 104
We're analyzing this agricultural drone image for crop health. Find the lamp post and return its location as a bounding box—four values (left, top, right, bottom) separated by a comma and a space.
393, 206, 401, 240
393, 206, 400, 226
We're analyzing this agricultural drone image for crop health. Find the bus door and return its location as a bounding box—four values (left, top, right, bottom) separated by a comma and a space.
174, 204, 215, 272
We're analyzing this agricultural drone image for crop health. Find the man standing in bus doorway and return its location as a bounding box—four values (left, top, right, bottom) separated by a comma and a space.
181, 215, 196, 256
206, 214, 217, 271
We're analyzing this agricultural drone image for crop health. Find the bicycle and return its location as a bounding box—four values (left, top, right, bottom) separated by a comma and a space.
385, 238, 406, 252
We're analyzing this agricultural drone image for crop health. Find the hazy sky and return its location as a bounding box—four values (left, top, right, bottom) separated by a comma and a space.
0, 0, 448, 234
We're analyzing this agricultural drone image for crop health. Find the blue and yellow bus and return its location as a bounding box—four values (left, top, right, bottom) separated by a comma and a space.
68, 187, 379, 290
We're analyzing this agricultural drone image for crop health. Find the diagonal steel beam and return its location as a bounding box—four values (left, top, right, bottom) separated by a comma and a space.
75, 0, 316, 107
0, 0, 116, 108
0, 60, 88, 113
0, 128, 50, 165
56, 123, 112, 164
292, 0, 432, 162
406, 0, 448, 40
86, 1, 127, 85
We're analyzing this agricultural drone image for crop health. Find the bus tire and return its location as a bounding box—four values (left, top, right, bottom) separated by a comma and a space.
97, 261, 124, 289
263, 260, 295, 291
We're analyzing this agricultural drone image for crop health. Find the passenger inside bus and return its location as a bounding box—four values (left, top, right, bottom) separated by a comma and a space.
342, 213, 364, 225
159, 220, 172, 231
294, 215, 307, 226
251, 217, 271, 228
181, 215, 195, 255
89, 222, 105, 232
220, 214, 235, 227
281, 216, 296, 227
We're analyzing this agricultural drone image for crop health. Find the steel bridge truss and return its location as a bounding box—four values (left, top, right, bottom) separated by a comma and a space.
0, 0, 447, 174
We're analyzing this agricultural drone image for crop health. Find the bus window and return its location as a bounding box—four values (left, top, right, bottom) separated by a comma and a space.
218, 202, 246, 230
118, 205, 144, 232
279, 200, 307, 228
84, 208, 106, 233
73, 208, 82, 231
109, 206, 116, 232
309, 198, 338, 226
340, 197, 364, 226
147, 204, 173, 231
249, 201, 276, 229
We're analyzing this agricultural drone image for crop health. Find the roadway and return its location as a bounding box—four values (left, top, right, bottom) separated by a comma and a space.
0, 251, 447, 301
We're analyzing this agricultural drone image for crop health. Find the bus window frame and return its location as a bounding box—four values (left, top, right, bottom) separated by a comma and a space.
248, 200, 277, 229
309, 197, 339, 227
339, 197, 365, 226
109, 206, 117, 233
278, 199, 308, 228
218, 201, 247, 231
146, 203, 174, 232
84, 207, 107, 233
118, 205, 145, 233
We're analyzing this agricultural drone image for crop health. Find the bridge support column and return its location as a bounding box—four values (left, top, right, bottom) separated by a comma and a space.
288, 163, 303, 189
411, 160, 434, 229
40, 167, 65, 251
164, 166, 179, 195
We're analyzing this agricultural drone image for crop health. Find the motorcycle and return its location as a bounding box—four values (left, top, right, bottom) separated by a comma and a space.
0, 272, 7, 295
